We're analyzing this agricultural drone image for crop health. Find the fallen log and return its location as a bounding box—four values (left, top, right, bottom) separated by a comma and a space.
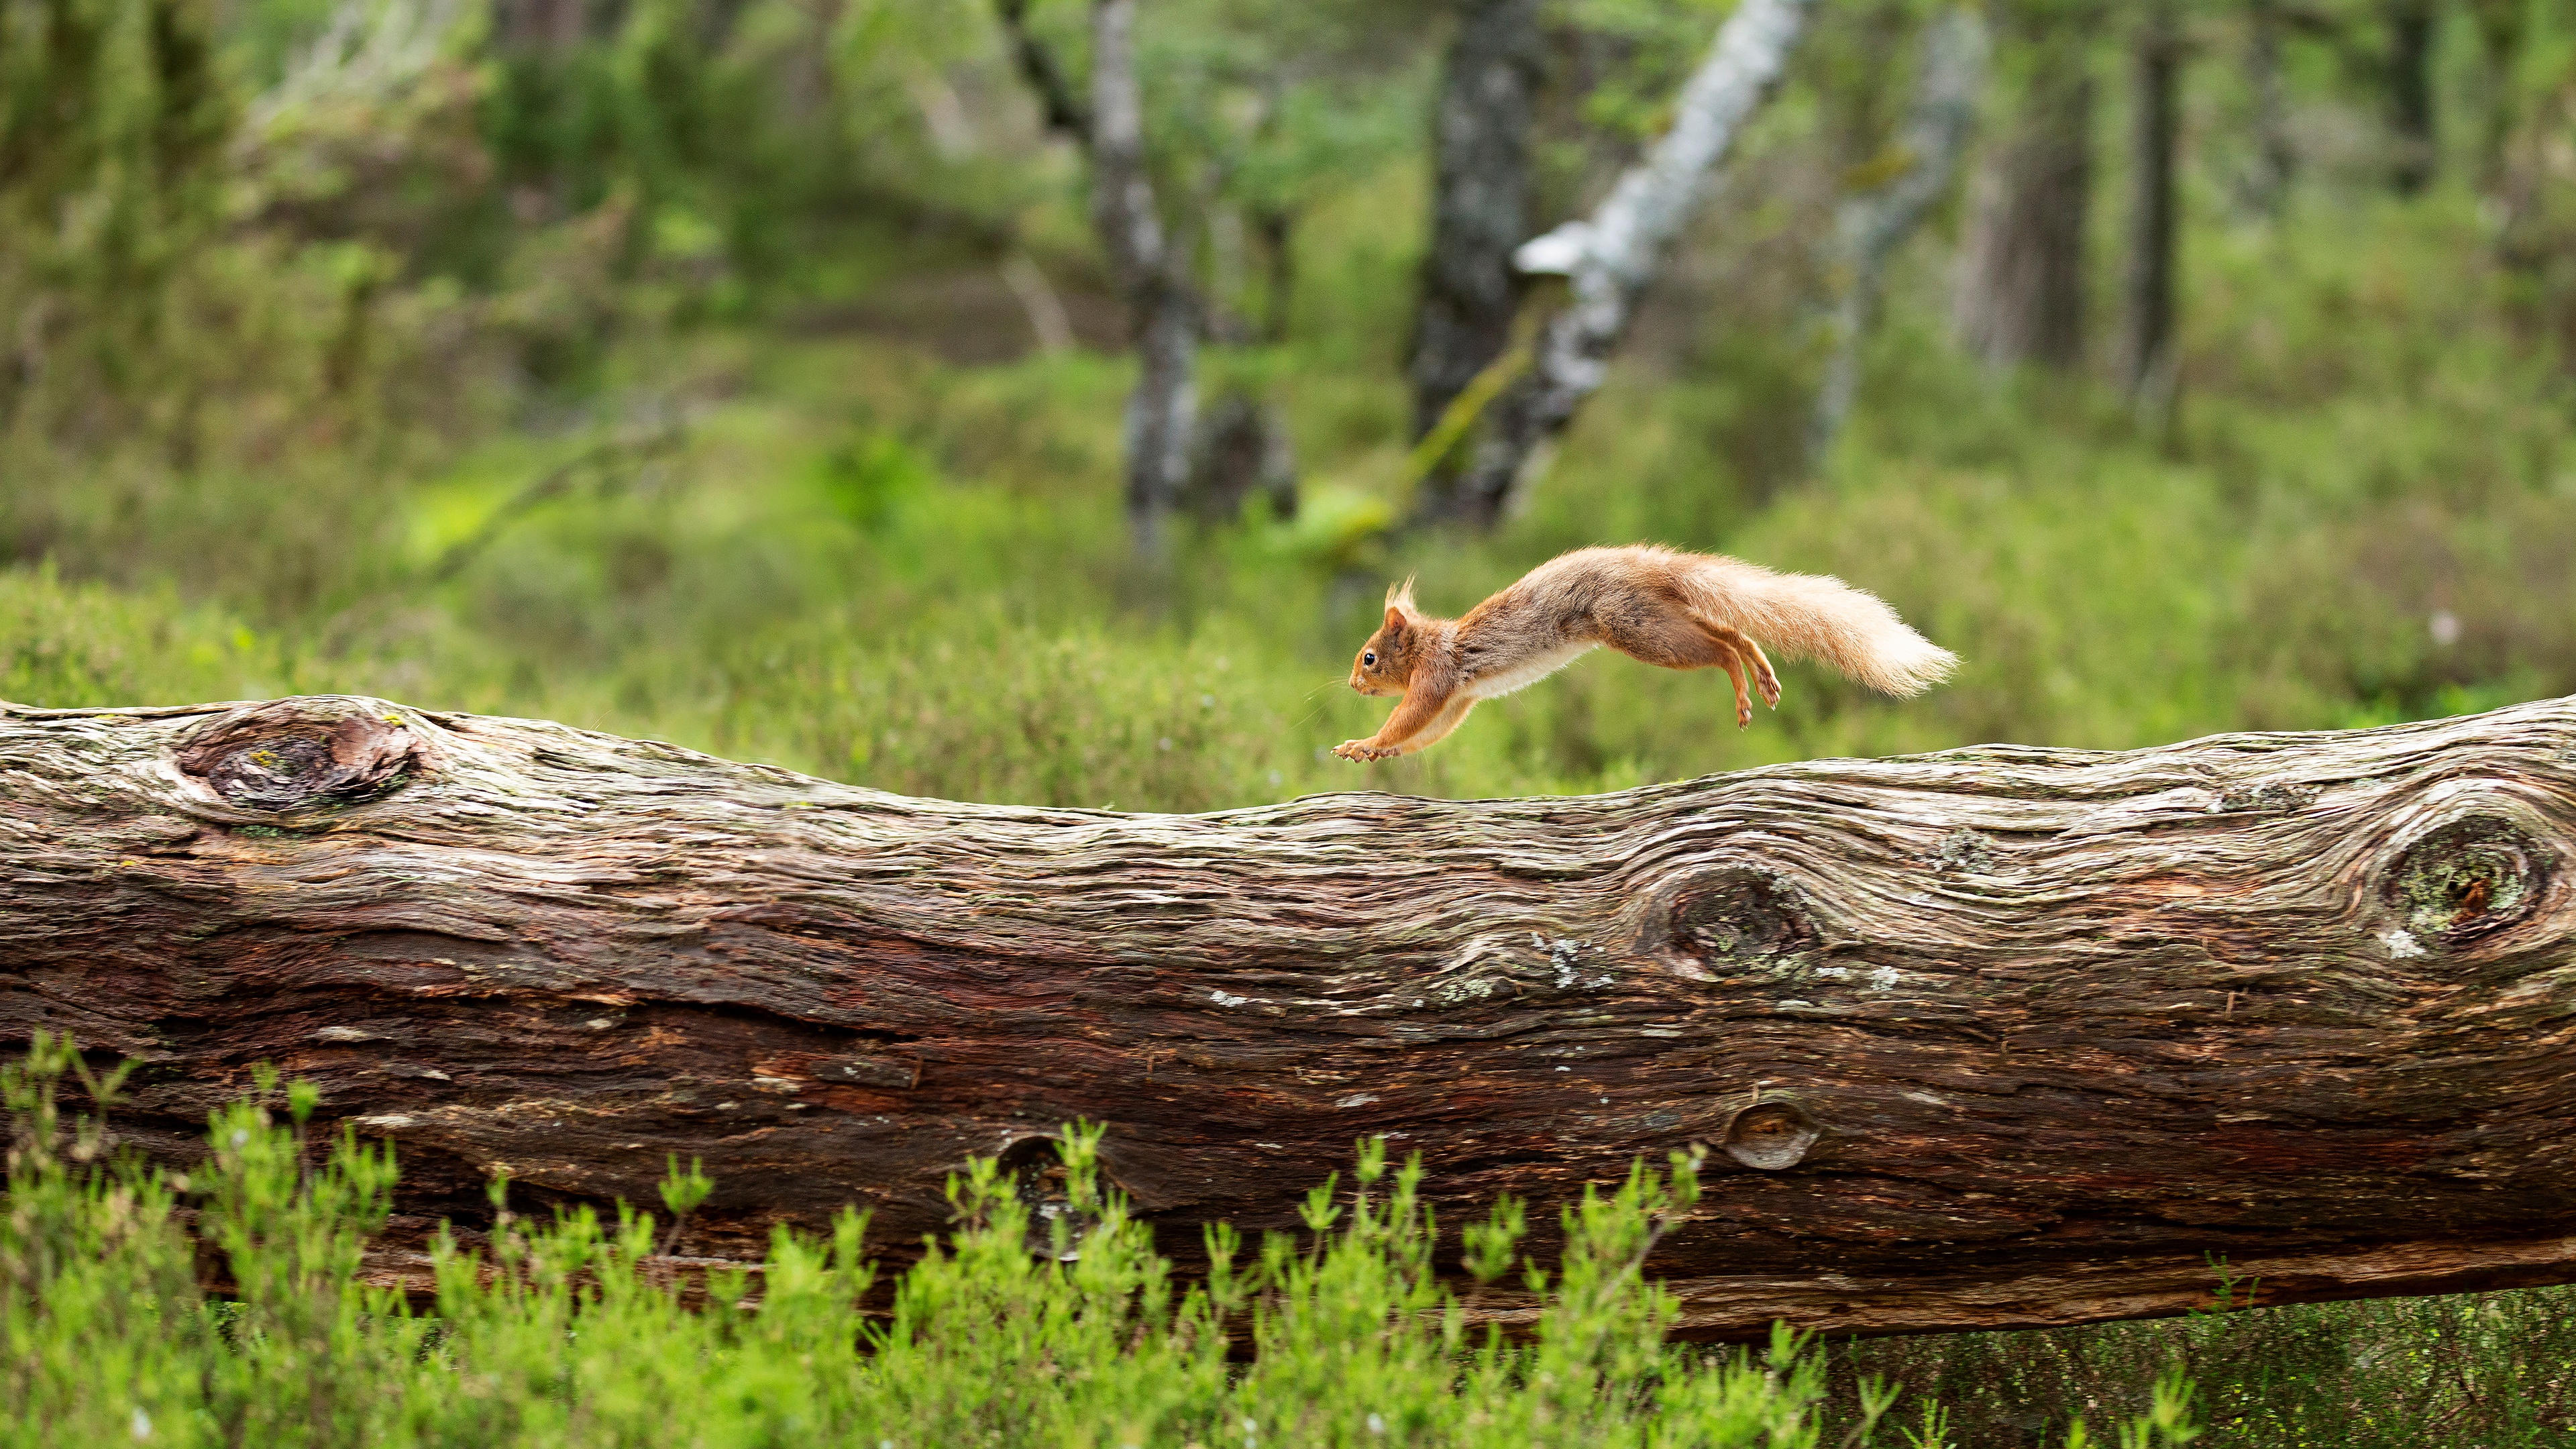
2, 693, 2572, 1338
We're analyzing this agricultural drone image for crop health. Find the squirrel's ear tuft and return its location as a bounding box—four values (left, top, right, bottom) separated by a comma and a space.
1385, 576, 1417, 613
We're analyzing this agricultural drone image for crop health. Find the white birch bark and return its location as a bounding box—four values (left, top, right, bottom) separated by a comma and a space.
1089, 0, 1196, 558
1446, 0, 1814, 526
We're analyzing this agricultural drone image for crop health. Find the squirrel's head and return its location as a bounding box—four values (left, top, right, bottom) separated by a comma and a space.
1348, 579, 1424, 697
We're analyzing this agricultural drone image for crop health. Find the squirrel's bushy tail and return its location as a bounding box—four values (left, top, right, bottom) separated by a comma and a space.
1680, 554, 1957, 696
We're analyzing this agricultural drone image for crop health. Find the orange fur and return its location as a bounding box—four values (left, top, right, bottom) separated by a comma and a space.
1334, 544, 1956, 761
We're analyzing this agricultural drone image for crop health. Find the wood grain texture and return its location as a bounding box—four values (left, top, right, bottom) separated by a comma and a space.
4, 693, 2574, 1338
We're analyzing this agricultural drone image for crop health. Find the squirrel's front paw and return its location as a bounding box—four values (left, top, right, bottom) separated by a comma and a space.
1334, 740, 1391, 762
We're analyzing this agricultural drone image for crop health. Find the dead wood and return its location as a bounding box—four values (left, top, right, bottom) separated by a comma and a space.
4, 693, 2574, 1338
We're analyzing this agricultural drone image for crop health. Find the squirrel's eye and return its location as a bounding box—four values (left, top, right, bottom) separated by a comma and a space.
1363, 651, 1377, 667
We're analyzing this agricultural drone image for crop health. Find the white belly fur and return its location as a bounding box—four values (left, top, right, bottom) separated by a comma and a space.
1464, 640, 1597, 700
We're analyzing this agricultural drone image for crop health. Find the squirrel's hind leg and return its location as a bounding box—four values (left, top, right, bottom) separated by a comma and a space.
1707, 621, 1780, 709
1600, 611, 1762, 728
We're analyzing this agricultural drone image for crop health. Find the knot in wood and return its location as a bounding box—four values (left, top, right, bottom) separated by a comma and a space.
1665, 868, 1815, 968
177, 705, 425, 813
1721, 1100, 1819, 1171
2385, 815, 2548, 945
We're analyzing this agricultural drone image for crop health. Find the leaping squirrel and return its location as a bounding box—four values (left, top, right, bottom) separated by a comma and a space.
1334, 544, 1956, 761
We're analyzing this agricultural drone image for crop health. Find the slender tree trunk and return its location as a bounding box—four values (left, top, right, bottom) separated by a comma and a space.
2244, 0, 2294, 216
1088, 0, 1195, 558
2466, 0, 2526, 189
1951, 19, 2092, 372
1809, 7, 1989, 466
1254, 203, 1295, 343
996, 0, 1196, 558
1436, 0, 1813, 529
2385, 0, 2436, 194
2121, 1, 2182, 421
1408, 0, 1545, 455
8, 693, 2576, 1338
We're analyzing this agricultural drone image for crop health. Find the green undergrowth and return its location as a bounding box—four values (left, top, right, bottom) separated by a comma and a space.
5, 1036, 2181, 1448
14, 1039, 2575, 1448
11, 180, 2576, 818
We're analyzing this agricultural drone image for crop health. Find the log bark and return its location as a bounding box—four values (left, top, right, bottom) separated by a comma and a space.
5, 693, 2576, 1339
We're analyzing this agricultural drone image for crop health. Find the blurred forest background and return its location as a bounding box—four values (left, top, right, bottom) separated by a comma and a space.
6, 0, 2576, 809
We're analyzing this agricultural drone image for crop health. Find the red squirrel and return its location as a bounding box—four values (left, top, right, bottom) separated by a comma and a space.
1334, 544, 1956, 761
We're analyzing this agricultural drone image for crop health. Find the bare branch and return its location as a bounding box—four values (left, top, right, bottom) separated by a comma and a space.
995, 0, 1091, 142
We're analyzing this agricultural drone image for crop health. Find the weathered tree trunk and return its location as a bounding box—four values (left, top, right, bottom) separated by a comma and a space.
1408, 0, 1545, 460
996, 0, 1195, 557
2121, 1, 2183, 421
1952, 15, 2092, 373
1183, 390, 1298, 523
6, 694, 2576, 1338
1438, 0, 1813, 530
1809, 7, 1989, 466
1087, 0, 1195, 559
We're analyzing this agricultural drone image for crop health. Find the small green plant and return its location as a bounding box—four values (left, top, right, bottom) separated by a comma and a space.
0, 1044, 1936, 1446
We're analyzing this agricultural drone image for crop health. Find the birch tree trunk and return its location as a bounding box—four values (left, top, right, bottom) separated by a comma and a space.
996, 0, 1195, 557
7, 693, 2576, 1339
1952, 15, 2092, 374
1808, 7, 1989, 465
1434, 0, 1814, 530
2467, 0, 2526, 190
1088, 0, 1195, 558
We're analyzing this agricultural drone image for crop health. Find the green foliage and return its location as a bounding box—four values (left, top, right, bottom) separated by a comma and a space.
27, 1046, 2576, 1447
1824, 1267, 2576, 1446
0, 566, 289, 706
0, 1045, 1950, 1446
